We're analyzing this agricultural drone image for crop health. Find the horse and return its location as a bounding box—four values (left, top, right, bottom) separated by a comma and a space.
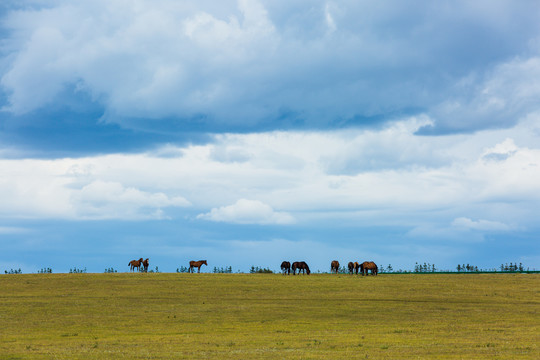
348, 262, 354, 274
292, 261, 311, 275
189, 260, 207, 273
280, 261, 291, 275
128, 258, 143, 272
360, 261, 378, 276
354, 262, 360, 275
331, 260, 340, 274
142, 258, 149, 272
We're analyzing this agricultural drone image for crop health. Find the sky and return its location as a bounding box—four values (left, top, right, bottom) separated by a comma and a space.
1, 0, 540, 273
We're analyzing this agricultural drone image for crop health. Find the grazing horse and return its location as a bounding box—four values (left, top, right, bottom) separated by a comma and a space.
360, 261, 378, 276
331, 260, 340, 274
142, 258, 149, 272
128, 258, 143, 272
189, 260, 207, 273
292, 261, 311, 275
354, 262, 360, 275
348, 262, 355, 274
281, 261, 291, 275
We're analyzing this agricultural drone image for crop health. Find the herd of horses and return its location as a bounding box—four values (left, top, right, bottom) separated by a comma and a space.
283, 260, 378, 275
128, 258, 377, 275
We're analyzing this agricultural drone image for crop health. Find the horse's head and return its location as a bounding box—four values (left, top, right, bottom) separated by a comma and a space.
202, 260, 208, 265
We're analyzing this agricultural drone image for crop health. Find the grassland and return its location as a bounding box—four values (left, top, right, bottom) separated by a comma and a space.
0, 273, 538, 359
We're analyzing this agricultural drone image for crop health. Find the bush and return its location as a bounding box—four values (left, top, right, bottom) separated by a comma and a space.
4, 268, 22, 274
176, 266, 189, 273
250, 266, 273, 274
214, 266, 233, 273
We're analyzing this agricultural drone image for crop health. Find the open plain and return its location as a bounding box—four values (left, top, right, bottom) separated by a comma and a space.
1, 273, 538, 359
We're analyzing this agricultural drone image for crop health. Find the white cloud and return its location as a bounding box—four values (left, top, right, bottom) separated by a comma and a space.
197, 199, 295, 225
73, 180, 190, 220
452, 217, 512, 231
0, 158, 191, 220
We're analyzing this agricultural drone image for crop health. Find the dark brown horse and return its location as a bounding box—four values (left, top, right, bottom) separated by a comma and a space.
189, 260, 207, 273
292, 261, 311, 275
128, 258, 143, 272
281, 261, 291, 275
360, 261, 378, 276
354, 262, 360, 274
331, 260, 340, 274
348, 261, 354, 274
142, 258, 149, 272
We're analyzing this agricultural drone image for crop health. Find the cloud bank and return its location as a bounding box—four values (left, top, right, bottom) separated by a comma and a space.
0, 117, 539, 231
2, 0, 540, 133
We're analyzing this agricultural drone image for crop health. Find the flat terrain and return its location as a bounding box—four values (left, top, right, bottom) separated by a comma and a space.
0, 273, 538, 359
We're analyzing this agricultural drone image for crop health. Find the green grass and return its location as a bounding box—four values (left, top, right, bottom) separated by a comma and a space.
0, 273, 538, 359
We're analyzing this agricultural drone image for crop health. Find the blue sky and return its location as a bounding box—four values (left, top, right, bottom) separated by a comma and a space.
1, 0, 539, 273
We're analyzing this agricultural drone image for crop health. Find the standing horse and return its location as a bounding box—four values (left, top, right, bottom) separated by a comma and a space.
348, 262, 354, 274
189, 260, 208, 273
354, 262, 360, 275
331, 260, 340, 274
128, 258, 143, 272
281, 261, 291, 275
142, 258, 149, 273
360, 261, 378, 276
292, 261, 311, 275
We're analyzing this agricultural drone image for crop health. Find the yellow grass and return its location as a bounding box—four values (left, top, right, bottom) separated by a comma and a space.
0, 273, 538, 359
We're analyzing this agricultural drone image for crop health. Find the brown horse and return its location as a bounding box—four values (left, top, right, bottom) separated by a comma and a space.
292, 261, 310, 275
189, 260, 207, 273
281, 261, 291, 275
128, 258, 143, 272
348, 261, 354, 274
354, 262, 360, 274
360, 261, 378, 276
331, 260, 340, 274
142, 258, 149, 272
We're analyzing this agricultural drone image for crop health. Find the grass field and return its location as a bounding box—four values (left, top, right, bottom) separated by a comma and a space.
1, 273, 538, 359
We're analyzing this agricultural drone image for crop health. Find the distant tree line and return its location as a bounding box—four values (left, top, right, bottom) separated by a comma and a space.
2, 261, 538, 275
